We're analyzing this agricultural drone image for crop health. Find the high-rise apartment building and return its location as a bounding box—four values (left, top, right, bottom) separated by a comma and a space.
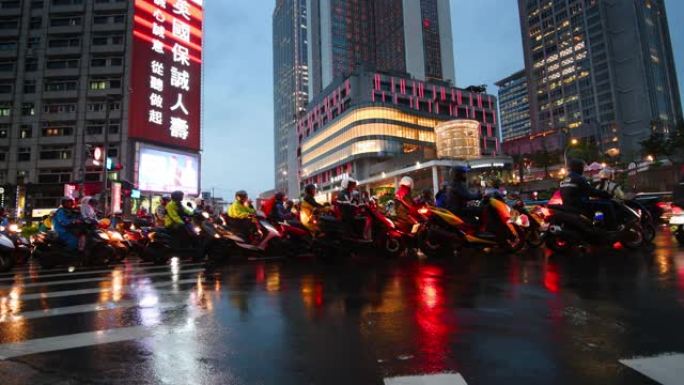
273, 0, 309, 196
307, 0, 455, 98
515, 0, 682, 158
0, 0, 204, 215
496, 70, 531, 142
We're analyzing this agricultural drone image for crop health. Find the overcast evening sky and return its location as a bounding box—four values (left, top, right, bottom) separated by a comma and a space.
201, 0, 684, 199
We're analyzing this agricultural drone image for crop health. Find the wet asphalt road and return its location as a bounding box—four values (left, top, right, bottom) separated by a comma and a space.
0, 230, 683, 384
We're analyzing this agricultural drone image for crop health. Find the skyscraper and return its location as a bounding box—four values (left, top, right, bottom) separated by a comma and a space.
515, 0, 682, 158
0, 0, 204, 215
496, 70, 531, 142
273, 0, 309, 196
307, 0, 455, 98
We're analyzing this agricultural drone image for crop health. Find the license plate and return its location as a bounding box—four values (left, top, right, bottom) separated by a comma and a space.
411, 224, 421, 234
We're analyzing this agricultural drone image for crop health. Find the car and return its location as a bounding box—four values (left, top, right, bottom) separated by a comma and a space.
632, 192, 674, 223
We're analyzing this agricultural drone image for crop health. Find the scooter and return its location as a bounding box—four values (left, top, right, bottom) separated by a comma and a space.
544, 203, 643, 253
1, 223, 31, 266
32, 220, 116, 269
669, 204, 684, 245
624, 199, 657, 244
509, 197, 549, 248
219, 213, 289, 256
417, 197, 526, 258
0, 231, 15, 272
143, 212, 219, 264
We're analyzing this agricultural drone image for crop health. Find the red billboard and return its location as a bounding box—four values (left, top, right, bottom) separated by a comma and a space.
129, 0, 203, 151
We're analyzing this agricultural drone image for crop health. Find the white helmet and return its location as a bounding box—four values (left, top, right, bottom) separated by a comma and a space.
341, 176, 357, 189
399, 176, 414, 190
598, 168, 613, 180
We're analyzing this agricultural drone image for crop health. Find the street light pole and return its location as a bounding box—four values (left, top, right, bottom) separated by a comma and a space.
563, 138, 579, 166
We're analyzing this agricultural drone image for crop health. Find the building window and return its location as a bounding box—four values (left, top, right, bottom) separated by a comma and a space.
48, 37, 80, 48
0, 103, 11, 117
50, 16, 81, 27
0, 1, 21, 9
27, 37, 41, 49
38, 168, 72, 184
0, 83, 11, 94
40, 145, 72, 160
0, 41, 17, 51
17, 147, 31, 162
23, 80, 36, 94
43, 103, 77, 113
30, 1, 44, 9
42, 122, 74, 137
24, 58, 37, 72
44, 80, 78, 92
46, 59, 79, 69
21, 103, 35, 116
20, 125, 32, 138
0, 124, 8, 138
89, 78, 121, 90
29, 16, 42, 29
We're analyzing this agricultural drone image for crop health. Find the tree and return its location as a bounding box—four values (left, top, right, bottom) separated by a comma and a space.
531, 146, 560, 178
640, 131, 670, 160
510, 153, 527, 184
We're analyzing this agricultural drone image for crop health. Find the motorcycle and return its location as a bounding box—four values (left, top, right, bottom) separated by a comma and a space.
219, 213, 287, 255
544, 202, 643, 253
1, 223, 31, 266
32, 220, 116, 269
416, 196, 526, 258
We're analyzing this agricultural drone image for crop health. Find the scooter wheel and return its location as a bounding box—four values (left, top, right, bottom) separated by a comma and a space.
622, 223, 644, 249
0, 251, 15, 272
642, 223, 657, 244
383, 237, 405, 258
676, 229, 684, 245
420, 238, 454, 259
526, 230, 544, 248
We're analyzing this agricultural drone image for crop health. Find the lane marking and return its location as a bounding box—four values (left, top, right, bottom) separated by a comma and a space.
0, 300, 186, 323
9, 277, 203, 301
384, 373, 468, 385
620, 353, 684, 385
0, 326, 154, 360
0, 268, 205, 291
0, 262, 205, 283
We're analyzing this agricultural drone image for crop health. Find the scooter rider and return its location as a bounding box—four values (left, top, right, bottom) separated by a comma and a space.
165, 190, 195, 245
80, 196, 99, 222
300, 184, 325, 232
336, 176, 370, 240
54, 197, 81, 250
560, 159, 616, 229
269, 192, 293, 222
227, 190, 256, 238
596, 168, 625, 200
445, 166, 482, 220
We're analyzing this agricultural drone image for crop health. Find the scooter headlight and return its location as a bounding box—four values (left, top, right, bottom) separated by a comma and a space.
202, 211, 210, 219
8, 224, 19, 233
98, 232, 110, 240
418, 207, 429, 215
193, 226, 201, 234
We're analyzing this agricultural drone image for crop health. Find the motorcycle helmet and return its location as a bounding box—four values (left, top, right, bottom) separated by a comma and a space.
235, 190, 248, 200
171, 190, 184, 202
450, 165, 469, 182
340, 176, 357, 190
399, 176, 414, 190
61, 196, 75, 207
304, 184, 317, 196
568, 159, 586, 175
274, 192, 285, 202
161, 195, 171, 202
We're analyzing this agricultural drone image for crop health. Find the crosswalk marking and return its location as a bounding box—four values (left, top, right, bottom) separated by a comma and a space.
384, 373, 468, 385
0, 326, 155, 360
0, 261, 154, 277
0, 262, 205, 283
620, 353, 684, 385
0, 268, 205, 291
11, 277, 203, 301
0, 300, 186, 323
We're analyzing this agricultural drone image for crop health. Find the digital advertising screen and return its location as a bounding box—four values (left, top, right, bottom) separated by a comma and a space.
137, 145, 200, 195
130, 0, 203, 151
